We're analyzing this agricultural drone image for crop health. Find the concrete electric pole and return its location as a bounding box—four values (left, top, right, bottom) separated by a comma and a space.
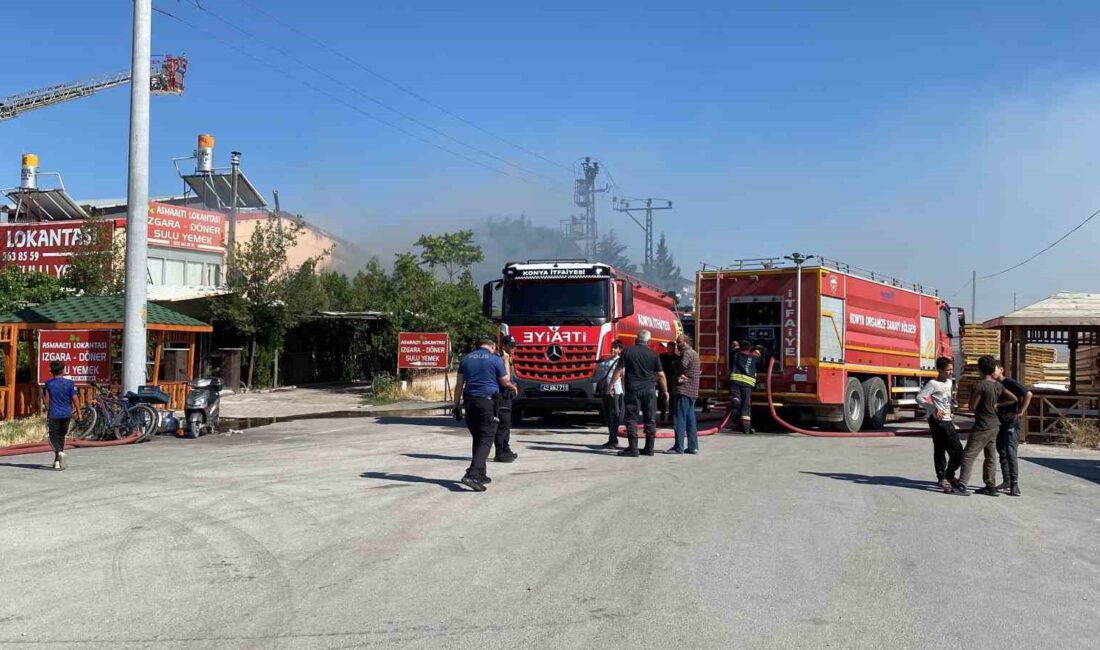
122, 0, 152, 393
612, 197, 673, 273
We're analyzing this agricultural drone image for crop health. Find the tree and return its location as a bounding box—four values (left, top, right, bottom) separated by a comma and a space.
0, 266, 63, 314
211, 214, 328, 388
645, 232, 684, 293
415, 229, 484, 283
318, 271, 353, 311
595, 230, 637, 274
64, 220, 124, 295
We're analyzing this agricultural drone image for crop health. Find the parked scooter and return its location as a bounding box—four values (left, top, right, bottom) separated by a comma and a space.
181, 377, 223, 438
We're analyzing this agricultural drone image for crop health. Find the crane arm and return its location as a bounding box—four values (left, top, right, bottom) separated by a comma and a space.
0, 71, 131, 121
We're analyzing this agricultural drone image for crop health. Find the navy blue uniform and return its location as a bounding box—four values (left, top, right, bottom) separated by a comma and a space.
458, 348, 507, 481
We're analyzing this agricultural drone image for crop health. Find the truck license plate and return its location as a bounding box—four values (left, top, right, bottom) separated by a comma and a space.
540, 384, 569, 392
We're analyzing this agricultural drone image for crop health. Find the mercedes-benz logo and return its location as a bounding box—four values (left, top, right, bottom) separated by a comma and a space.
545, 344, 563, 362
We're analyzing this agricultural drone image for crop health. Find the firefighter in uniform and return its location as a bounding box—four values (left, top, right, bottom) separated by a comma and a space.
492, 335, 519, 463
729, 340, 761, 434
453, 335, 516, 491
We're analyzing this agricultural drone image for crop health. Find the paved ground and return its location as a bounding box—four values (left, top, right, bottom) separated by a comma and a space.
0, 414, 1097, 649
218, 383, 447, 420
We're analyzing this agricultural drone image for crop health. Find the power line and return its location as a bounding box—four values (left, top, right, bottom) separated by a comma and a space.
178, 1, 562, 185
978, 206, 1100, 279
152, 6, 542, 185
234, 0, 573, 175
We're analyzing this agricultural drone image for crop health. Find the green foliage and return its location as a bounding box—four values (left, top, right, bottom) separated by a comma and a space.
0, 266, 63, 314
415, 229, 484, 282
595, 229, 638, 274
211, 220, 490, 387
210, 214, 330, 388
644, 232, 684, 294
64, 220, 124, 295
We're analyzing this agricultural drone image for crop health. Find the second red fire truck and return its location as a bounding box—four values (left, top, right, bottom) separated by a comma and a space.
695, 256, 963, 432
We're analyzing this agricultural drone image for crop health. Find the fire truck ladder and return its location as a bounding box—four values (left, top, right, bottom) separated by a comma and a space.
0, 55, 187, 122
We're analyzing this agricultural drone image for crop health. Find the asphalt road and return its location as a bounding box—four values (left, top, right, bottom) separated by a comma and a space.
1, 414, 1098, 649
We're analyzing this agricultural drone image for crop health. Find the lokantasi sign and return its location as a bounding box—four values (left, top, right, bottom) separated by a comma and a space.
148, 201, 226, 253
38, 330, 111, 384
397, 332, 449, 369
0, 221, 90, 277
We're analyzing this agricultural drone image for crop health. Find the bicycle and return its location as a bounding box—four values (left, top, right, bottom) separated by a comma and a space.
72, 384, 159, 441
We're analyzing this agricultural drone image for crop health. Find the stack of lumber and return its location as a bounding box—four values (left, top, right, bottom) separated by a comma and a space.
1040, 362, 1070, 387
1025, 345, 1058, 385
1077, 346, 1099, 395
957, 326, 1001, 405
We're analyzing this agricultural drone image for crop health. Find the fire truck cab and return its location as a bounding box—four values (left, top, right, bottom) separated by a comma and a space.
483, 260, 681, 421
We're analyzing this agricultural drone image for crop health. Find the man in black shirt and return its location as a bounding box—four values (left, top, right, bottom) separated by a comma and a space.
995, 361, 1032, 497
960, 355, 1017, 496
612, 330, 669, 457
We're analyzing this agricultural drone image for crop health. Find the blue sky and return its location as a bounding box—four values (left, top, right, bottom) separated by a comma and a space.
3, 1, 1100, 319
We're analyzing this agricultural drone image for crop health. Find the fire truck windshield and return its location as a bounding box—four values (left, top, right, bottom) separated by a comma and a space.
502, 279, 609, 324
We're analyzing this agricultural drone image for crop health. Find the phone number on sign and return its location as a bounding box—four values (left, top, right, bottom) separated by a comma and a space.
1, 251, 41, 262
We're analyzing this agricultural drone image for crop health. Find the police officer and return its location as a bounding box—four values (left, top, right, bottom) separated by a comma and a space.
453, 335, 516, 491
729, 340, 761, 434
492, 335, 519, 463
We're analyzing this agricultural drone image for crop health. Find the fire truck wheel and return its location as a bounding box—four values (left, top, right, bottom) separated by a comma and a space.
512, 407, 526, 426
861, 377, 889, 429
832, 377, 865, 432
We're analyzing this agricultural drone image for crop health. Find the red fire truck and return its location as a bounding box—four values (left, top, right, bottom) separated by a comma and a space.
695, 256, 962, 432
483, 261, 681, 421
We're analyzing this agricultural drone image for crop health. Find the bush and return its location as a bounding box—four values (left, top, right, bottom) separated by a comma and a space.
1062, 419, 1100, 449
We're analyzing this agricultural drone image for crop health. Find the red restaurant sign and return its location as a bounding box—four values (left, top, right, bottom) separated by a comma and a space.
148, 201, 226, 253
38, 330, 112, 385
398, 332, 450, 369
0, 221, 89, 276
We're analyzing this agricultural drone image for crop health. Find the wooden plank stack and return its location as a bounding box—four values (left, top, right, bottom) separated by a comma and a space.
957, 325, 1001, 405
1076, 346, 1099, 395
1025, 345, 1058, 385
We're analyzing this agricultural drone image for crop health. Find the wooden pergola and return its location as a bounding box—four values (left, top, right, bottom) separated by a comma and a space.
983, 292, 1100, 441
0, 295, 212, 421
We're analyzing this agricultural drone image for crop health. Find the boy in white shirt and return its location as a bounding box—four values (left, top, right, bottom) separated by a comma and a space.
916, 356, 965, 495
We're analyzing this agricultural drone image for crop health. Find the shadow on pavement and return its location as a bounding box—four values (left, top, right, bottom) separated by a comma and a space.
526, 445, 613, 456
527, 440, 611, 450
403, 453, 469, 462
802, 471, 941, 492
1024, 457, 1100, 485
0, 462, 54, 471
360, 471, 470, 492
374, 416, 466, 429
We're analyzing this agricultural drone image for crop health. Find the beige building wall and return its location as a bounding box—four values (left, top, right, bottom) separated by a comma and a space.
236, 213, 344, 271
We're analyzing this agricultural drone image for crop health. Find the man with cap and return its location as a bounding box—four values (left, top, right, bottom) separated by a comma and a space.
492, 335, 519, 463
454, 335, 516, 491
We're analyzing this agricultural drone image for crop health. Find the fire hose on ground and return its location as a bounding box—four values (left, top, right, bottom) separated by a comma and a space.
763, 358, 929, 438
0, 430, 144, 458
643, 358, 931, 439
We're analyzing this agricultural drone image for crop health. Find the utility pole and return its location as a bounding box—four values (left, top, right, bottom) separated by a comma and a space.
612, 197, 673, 274
122, 0, 151, 393
971, 270, 977, 323
227, 151, 240, 276
580, 158, 599, 259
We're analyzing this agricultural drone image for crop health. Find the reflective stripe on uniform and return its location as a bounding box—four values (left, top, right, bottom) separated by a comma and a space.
729, 372, 755, 386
